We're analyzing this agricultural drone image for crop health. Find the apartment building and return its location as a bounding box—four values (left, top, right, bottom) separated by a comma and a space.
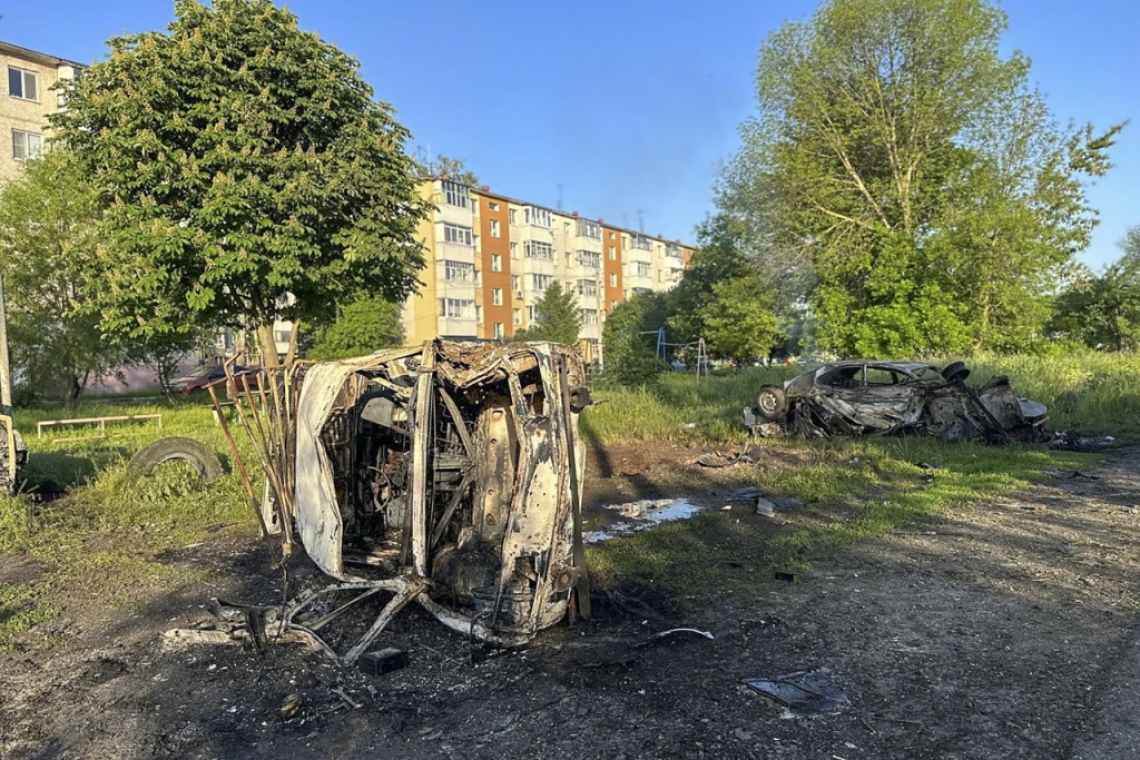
401, 178, 691, 363
0, 41, 83, 182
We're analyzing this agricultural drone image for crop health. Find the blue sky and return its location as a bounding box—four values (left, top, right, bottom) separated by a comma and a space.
4, 0, 1136, 268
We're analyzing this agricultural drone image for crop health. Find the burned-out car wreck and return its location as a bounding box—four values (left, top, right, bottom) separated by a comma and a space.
744, 361, 1049, 442
169, 340, 592, 665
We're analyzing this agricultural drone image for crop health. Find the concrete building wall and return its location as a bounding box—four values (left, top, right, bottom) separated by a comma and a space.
0, 42, 82, 182
356, 179, 688, 361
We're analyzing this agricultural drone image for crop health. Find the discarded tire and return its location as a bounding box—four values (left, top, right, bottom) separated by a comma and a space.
755, 385, 788, 421
128, 436, 225, 483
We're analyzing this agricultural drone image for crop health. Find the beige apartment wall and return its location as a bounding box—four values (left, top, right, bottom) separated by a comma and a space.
0, 51, 77, 182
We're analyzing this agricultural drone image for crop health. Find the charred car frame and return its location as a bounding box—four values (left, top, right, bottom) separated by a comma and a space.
171, 340, 593, 664
743, 360, 1049, 442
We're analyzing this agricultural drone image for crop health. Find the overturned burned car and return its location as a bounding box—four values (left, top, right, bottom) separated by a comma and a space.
743, 361, 1048, 442
173, 341, 593, 664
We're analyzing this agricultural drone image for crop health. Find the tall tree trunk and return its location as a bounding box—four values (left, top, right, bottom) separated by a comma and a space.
256, 323, 281, 369
282, 323, 299, 365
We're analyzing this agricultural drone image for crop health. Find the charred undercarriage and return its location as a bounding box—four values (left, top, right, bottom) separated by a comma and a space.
169, 341, 592, 665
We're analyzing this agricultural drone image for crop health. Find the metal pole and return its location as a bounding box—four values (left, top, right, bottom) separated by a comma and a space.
0, 273, 12, 411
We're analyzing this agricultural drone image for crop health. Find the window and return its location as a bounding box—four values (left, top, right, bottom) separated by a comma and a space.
608, 246, 617, 260
510, 242, 519, 258
632, 235, 652, 251
636, 261, 652, 277
489, 201, 500, 211
490, 254, 502, 272
524, 207, 551, 227
527, 305, 538, 322
492, 288, 503, 306
610, 300, 618, 312
490, 219, 501, 238
8, 67, 38, 101
493, 322, 505, 339
608, 231, 615, 240
439, 298, 475, 318
577, 279, 597, 296
580, 309, 598, 325
576, 250, 601, 269
443, 223, 473, 245
564, 222, 571, 235
531, 274, 552, 291
668, 243, 684, 258
513, 308, 522, 326
576, 219, 600, 238
511, 275, 520, 291
442, 180, 469, 208
609, 273, 618, 287
509, 209, 518, 225
444, 260, 474, 282
11, 129, 42, 161
525, 240, 553, 260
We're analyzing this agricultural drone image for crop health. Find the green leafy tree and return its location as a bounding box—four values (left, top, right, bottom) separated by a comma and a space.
666, 214, 750, 343
513, 281, 581, 346
413, 153, 479, 187
720, 0, 1122, 356
51, 0, 430, 367
0, 152, 123, 407
1054, 227, 1140, 351
308, 297, 404, 360
601, 292, 670, 386
699, 275, 782, 366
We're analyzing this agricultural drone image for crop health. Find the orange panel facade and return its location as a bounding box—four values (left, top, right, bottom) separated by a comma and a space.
478, 193, 514, 339
602, 225, 624, 313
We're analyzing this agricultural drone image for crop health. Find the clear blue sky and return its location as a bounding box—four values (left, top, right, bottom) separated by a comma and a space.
4, 0, 1136, 267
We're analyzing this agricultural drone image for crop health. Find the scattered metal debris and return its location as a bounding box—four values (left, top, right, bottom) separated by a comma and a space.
169, 340, 594, 664
743, 670, 850, 715
697, 446, 764, 468
745, 361, 1049, 443
636, 627, 715, 647
1042, 468, 1098, 481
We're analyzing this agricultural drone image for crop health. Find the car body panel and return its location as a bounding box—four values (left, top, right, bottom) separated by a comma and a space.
748, 360, 1048, 442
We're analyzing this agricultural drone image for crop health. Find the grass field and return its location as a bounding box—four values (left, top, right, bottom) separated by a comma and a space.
1, 352, 1133, 651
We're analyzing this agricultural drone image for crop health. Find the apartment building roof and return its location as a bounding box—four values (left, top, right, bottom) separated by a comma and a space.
0, 40, 85, 69
429, 176, 692, 248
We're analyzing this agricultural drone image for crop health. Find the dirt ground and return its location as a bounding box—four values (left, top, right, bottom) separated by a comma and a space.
4, 444, 1140, 760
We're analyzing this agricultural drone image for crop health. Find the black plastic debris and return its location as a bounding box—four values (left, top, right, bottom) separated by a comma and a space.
743, 670, 849, 715
1041, 468, 1098, 481
770, 497, 804, 511
358, 647, 409, 676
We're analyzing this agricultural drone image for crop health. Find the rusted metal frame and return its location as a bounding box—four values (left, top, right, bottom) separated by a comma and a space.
409, 343, 436, 577
206, 384, 271, 541
430, 466, 476, 549
488, 361, 536, 630
277, 578, 420, 663
301, 587, 385, 632
239, 372, 295, 549
416, 593, 534, 648
526, 351, 566, 630
436, 386, 475, 459
342, 577, 427, 665
230, 372, 294, 550
557, 353, 591, 620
